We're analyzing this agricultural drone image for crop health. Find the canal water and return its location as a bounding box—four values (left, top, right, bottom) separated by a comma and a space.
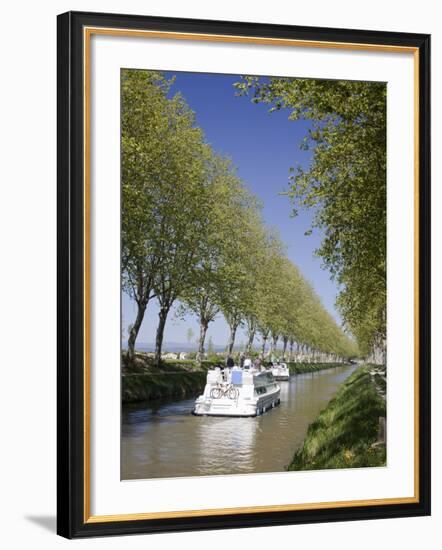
121, 364, 357, 480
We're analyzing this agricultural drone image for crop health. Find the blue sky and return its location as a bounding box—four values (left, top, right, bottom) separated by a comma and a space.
122, 71, 341, 348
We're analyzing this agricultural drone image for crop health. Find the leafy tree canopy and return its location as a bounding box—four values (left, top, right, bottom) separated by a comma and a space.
235, 77, 386, 355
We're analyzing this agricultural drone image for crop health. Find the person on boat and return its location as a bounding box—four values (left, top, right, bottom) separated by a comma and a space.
253, 357, 261, 370
226, 355, 234, 369
243, 357, 252, 369
239, 353, 245, 368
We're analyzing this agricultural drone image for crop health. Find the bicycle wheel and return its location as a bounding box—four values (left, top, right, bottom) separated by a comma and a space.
227, 387, 239, 400
210, 387, 223, 399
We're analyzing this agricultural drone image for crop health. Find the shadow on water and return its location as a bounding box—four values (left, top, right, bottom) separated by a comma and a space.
121, 365, 357, 480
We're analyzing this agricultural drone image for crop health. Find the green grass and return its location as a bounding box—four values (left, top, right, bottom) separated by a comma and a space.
288, 365, 386, 470
286, 362, 348, 375
121, 352, 214, 403
122, 370, 207, 403
122, 351, 214, 373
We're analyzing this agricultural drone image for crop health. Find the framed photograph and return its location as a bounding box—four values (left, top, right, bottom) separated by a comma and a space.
57, 11, 431, 538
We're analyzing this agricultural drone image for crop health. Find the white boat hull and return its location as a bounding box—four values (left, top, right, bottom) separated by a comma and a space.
193, 367, 281, 417
271, 364, 290, 381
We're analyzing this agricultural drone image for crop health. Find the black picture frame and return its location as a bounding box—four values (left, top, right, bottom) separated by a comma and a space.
57, 10, 431, 539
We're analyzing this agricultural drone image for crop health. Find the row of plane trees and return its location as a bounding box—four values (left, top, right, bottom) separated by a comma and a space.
234, 76, 387, 362
121, 68, 357, 367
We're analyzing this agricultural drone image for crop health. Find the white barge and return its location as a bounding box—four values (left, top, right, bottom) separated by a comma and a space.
271, 362, 290, 381
193, 366, 280, 417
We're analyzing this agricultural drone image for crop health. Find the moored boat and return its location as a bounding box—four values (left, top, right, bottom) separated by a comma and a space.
271, 362, 290, 381
193, 366, 280, 417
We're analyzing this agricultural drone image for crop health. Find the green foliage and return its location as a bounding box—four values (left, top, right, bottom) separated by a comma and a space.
235, 77, 386, 356
288, 365, 386, 470
122, 371, 207, 403
177, 154, 263, 361
287, 362, 350, 374
248, 251, 356, 358
122, 69, 357, 364
122, 68, 224, 364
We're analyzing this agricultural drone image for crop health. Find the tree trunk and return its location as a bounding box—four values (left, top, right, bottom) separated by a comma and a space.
289, 339, 294, 362
196, 319, 209, 367
282, 336, 288, 360
154, 306, 170, 367
227, 322, 239, 355
246, 329, 255, 355
127, 299, 147, 364
260, 333, 269, 359
270, 335, 278, 358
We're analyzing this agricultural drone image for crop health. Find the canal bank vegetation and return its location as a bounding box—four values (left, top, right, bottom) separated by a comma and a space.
287, 362, 350, 375
123, 370, 208, 403
288, 365, 386, 471
122, 69, 357, 371
122, 352, 350, 403
122, 352, 212, 403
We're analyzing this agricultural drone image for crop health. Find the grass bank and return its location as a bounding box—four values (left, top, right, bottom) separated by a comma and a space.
122, 371, 208, 403
287, 362, 349, 375
288, 364, 386, 470
122, 353, 214, 403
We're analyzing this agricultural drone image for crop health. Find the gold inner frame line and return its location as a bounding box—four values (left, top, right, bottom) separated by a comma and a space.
83, 26, 420, 524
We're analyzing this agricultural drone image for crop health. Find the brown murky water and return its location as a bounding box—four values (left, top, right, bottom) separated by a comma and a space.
121, 364, 356, 480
